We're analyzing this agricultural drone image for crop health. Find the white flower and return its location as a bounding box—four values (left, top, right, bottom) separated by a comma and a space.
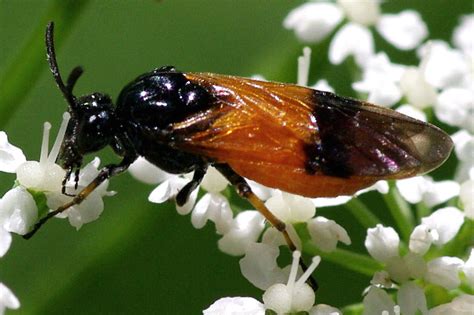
425, 256, 464, 290
375, 11, 428, 50
312, 180, 389, 208
451, 130, 474, 182
0, 227, 12, 258
311, 79, 335, 93
463, 249, 474, 287
148, 175, 198, 215
329, 22, 374, 68
0, 186, 38, 235
0, 283, 20, 315
460, 180, 474, 219
263, 252, 320, 314
337, 0, 380, 26
396, 176, 460, 208
218, 211, 265, 256
16, 117, 69, 193
191, 193, 233, 234
396, 105, 427, 122
283, 2, 343, 43
128, 156, 171, 185
409, 224, 437, 255
47, 158, 113, 230
239, 242, 289, 290
397, 282, 428, 315
429, 294, 474, 315
420, 207, 465, 245
399, 67, 437, 109
203, 297, 265, 315
453, 15, 474, 58
285, 2, 428, 69
435, 87, 474, 133
419, 40, 470, 89
352, 53, 405, 106
363, 286, 397, 315
309, 304, 342, 315
0, 131, 26, 173
365, 225, 400, 263
265, 192, 315, 224
307, 216, 351, 252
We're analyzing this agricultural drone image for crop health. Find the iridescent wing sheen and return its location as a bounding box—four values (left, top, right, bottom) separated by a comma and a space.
168, 73, 452, 198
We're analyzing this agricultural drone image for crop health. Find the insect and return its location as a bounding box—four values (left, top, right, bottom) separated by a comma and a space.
24, 21, 453, 258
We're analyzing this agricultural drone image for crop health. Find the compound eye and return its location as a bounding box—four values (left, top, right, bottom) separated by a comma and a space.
179, 83, 209, 109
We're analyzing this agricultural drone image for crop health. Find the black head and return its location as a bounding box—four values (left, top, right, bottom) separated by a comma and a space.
45, 22, 117, 170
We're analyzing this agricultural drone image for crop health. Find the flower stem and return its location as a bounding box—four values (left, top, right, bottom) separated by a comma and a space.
0, 0, 90, 128
304, 243, 382, 276
415, 201, 431, 222
345, 197, 381, 229
382, 182, 414, 241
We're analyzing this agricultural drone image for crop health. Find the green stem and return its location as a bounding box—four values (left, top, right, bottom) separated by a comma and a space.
304, 243, 383, 276
345, 197, 381, 229
382, 182, 414, 241
415, 201, 431, 222
0, 0, 90, 128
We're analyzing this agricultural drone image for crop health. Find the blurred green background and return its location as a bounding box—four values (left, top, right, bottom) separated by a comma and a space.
0, 1, 471, 314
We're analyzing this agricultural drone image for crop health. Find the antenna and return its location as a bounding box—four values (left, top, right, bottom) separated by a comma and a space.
45, 22, 83, 111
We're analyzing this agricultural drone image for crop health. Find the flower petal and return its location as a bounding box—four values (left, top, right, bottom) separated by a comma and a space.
429, 294, 474, 315
376, 10, 428, 50
307, 216, 351, 252
284, 2, 343, 43
265, 193, 315, 224
463, 249, 474, 288
329, 23, 374, 67
397, 282, 428, 315
0, 131, 26, 173
365, 225, 400, 263
409, 224, 436, 255
128, 156, 171, 185
239, 242, 287, 290
363, 286, 396, 315
420, 41, 469, 89
396, 104, 427, 122
0, 227, 12, 257
309, 304, 342, 315
425, 256, 464, 289
352, 53, 404, 106
200, 166, 228, 193
399, 67, 437, 109
218, 211, 265, 256
421, 207, 465, 245
460, 180, 474, 219
0, 282, 20, 310
435, 87, 474, 133
203, 297, 265, 315
0, 187, 38, 235
452, 14, 474, 57
337, 0, 380, 26
191, 193, 233, 234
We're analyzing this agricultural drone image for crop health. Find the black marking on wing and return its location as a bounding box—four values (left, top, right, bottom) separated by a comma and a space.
310, 91, 424, 178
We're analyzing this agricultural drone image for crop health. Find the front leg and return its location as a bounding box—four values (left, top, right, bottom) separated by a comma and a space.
23, 155, 136, 239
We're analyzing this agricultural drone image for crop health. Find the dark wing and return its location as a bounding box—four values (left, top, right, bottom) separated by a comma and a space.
169, 73, 452, 198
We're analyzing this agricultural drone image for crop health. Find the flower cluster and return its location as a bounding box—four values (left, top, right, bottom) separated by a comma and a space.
0, 114, 114, 313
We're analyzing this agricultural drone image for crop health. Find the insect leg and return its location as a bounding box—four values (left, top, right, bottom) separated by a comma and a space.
214, 163, 318, 290
176, 164, 208, 206
23, 155, 136, 239
214, 164, 295, 249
